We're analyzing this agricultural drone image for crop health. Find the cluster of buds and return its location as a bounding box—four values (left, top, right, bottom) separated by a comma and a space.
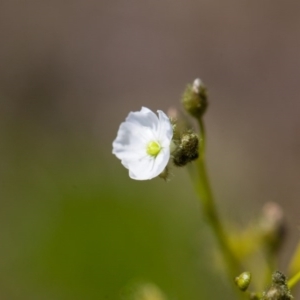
169, 78, 209, 168
262, 271, 293, 300
235, 271, 293, 300
172, 131, 199, 167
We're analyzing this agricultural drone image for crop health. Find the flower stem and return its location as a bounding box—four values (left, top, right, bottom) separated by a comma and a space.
288, 270, 300, 290
195, 118, 241, 281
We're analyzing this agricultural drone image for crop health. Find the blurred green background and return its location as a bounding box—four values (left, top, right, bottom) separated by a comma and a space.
1, 1, 300, 299
1, 124, 229, 299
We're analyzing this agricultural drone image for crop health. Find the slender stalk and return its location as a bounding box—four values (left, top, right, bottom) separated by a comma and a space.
264, 253, 277, 290
195, 118, 241, 280
288, 270, 300, 290
288, 241, 300, 276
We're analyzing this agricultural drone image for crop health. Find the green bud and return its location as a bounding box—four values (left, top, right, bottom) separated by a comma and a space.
182, 78, 208, 118
235, 272, 252, 291
172, 131, 199, 167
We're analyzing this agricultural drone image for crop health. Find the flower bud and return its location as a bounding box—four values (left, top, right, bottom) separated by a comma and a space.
182, 78, 208, 118
272, 271, 286, 285
262, 271, 293, 300
235, 272, 252, 291
259, 202, 286, 253
172, 131, 199, 167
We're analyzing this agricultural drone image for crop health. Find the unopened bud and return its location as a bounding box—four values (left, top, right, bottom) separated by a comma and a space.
272, 271, 287, 285
235, 272, 252, 291
173, 131, 199, 167
260, 202, 285, 253
182, 78, 208, 118
262, 271, 293, 300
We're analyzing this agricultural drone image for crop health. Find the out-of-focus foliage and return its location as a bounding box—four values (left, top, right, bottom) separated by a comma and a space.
0, 123, 231, 299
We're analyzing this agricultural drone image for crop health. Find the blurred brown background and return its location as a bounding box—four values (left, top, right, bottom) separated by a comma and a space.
0, 1, 300, 299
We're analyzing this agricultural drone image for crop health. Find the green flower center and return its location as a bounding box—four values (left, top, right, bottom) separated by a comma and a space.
146, 141, 161, 157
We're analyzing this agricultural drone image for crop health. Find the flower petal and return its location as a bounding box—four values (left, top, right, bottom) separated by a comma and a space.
157, 110, 173, 145
127, 147, 170, 180
126, 107, 159, 132
113, 123, 151, 159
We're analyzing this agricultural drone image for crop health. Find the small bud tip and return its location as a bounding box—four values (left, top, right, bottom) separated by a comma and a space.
192, 78, 202, 94
235, 272, 252, 292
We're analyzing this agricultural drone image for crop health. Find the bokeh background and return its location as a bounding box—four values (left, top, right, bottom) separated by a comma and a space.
1, 1, 300, 299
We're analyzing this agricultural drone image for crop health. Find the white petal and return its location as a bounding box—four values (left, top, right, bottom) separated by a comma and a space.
156, 110, 173, 145
113, 122, 151, 160
128, 156, 156, 180
127, 149, 170, 180
126, 107, 159, 132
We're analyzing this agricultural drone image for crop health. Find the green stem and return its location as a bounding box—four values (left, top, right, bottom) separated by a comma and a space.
195, 118, 241, 281
288, 270, 300, 290
264, 252, 277, 289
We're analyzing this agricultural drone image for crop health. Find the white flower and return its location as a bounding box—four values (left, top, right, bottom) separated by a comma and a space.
112, 107, 173, 180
